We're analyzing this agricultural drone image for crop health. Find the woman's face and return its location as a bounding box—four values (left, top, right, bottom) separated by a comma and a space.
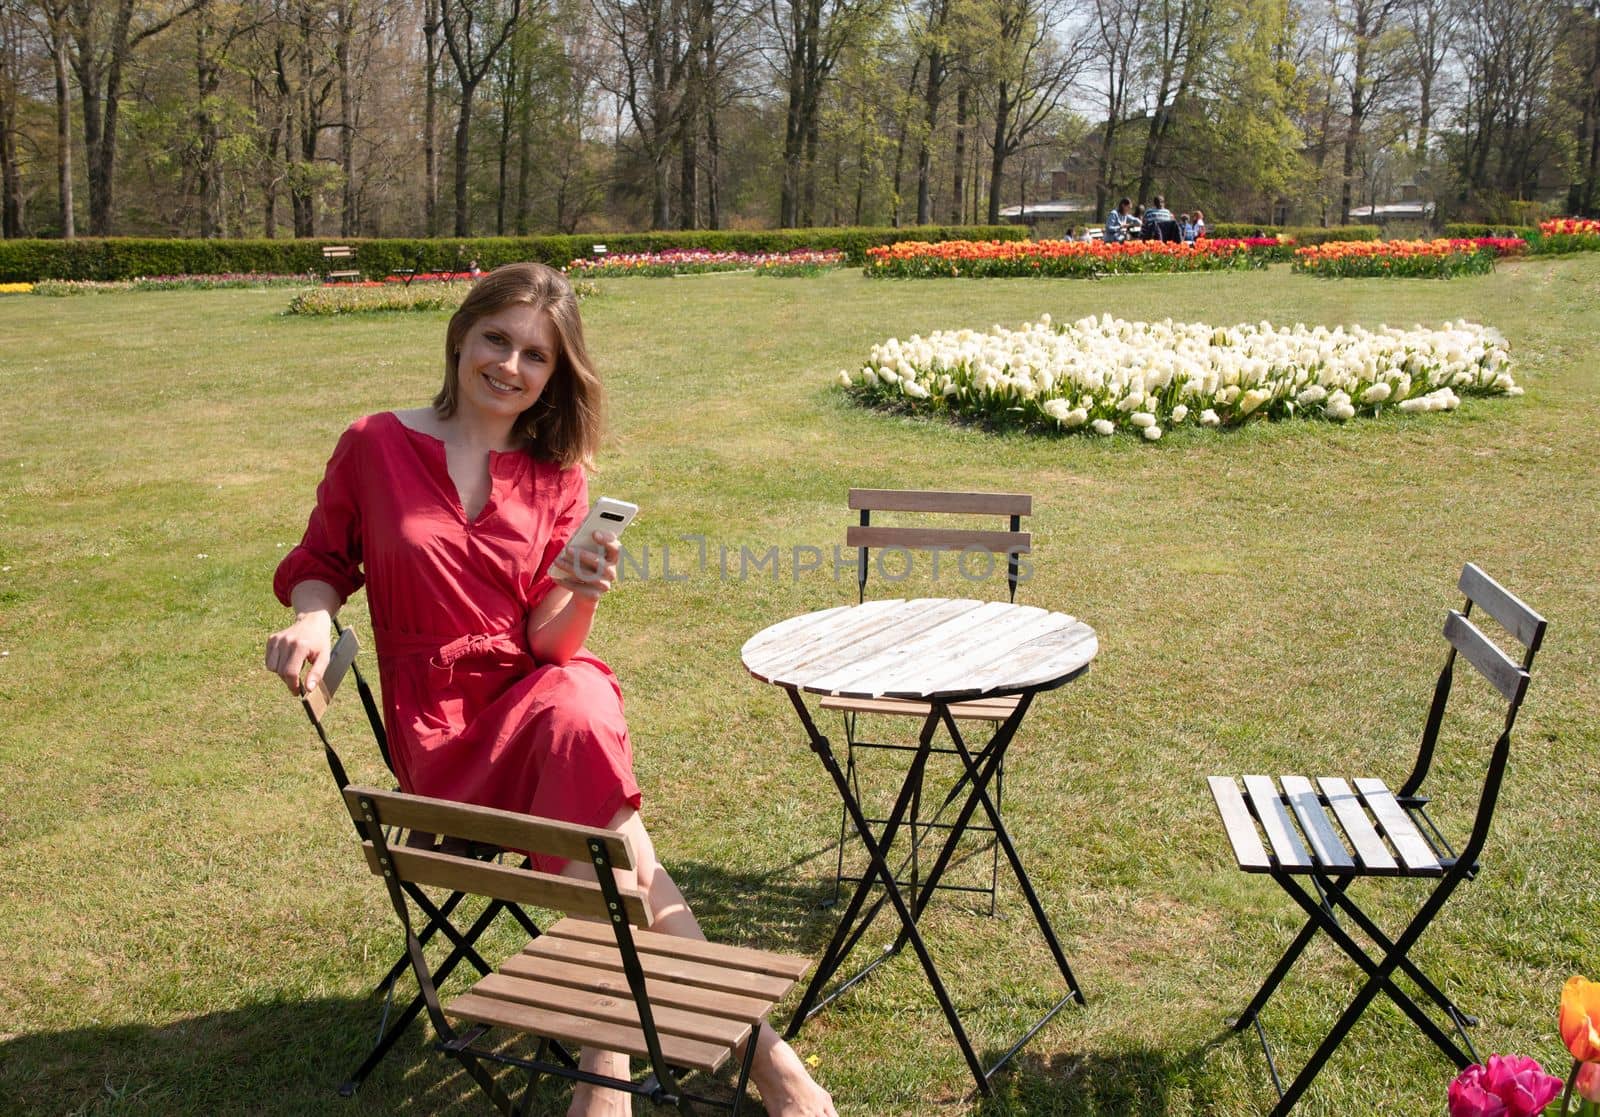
454, 304, 560, 424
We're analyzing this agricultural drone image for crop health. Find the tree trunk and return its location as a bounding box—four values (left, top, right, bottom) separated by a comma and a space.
337, 7, 355, 236
988, 82, 1010, 224
454, 81, 475, 236
0, 74, 18, 236
916, 49, 944, 225
704, 97, 720, 228
950, 83, 966, 224
45, 8, 75, 237
424, 0, 440, 236
890, 57, 922, 227
678, 106, 698, 228
514, 47, 531, 235
195, 18, 221, 237
652, 155, 670, 229
801, 115, 818, 225
853, 132, 866, 225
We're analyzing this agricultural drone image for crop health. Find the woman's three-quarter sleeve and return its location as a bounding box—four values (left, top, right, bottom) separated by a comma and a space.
523, 466, 588, 611
273, 424, 367, 607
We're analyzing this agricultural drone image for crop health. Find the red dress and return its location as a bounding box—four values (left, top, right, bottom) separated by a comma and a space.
274, 412, 640, 856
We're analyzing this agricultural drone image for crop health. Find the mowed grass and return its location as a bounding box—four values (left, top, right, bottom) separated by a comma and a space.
0, 259, 1596, 1116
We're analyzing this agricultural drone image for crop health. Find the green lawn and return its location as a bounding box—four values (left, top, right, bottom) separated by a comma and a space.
1, 260, 1596, 1116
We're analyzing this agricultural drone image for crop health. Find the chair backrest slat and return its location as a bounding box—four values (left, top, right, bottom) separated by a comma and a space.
1459, 563, 1548, 652
304, 626, 360, 720
1444, 610, 1526, 703
344, 785, 635, 870
846, 525, 1032, 555
849, 489, 1032, 516
359, 841, 650, 925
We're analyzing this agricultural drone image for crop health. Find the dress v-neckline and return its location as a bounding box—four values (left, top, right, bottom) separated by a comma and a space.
388, 410, 520, 525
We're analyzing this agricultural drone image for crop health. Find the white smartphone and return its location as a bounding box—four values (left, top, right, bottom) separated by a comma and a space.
568, 497, 638, 556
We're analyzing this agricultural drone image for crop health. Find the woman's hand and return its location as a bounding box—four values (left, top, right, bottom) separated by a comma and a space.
265, 580, 342, 694
549, 530, 620, 602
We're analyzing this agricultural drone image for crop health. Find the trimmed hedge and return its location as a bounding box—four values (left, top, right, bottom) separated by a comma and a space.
1444, 223, 1537, 240
0, 226, 1024, 282
1208, 223, 1383, 244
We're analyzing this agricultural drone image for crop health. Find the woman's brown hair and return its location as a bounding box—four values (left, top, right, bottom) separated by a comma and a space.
434, 262, 602, 468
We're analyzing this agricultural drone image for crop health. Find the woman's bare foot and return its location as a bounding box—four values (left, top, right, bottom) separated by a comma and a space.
748, 1025, 837, 1117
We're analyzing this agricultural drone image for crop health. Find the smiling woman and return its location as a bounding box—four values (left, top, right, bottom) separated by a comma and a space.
260, 260, 837, 1117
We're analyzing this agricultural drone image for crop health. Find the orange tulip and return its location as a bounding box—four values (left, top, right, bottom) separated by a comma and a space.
1562, 976, 1600, 1062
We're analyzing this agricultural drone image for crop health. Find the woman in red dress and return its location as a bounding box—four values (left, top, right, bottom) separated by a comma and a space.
266, 262, 835, 1117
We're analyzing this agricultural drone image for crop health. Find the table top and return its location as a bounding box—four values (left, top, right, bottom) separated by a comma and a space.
741, 598, 1098, 701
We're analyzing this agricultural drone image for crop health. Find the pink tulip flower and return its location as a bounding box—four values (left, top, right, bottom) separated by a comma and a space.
1448, 1056, 1563, 1117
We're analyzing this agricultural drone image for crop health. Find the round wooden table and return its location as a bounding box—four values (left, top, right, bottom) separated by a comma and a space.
742, 597, 1098, 1095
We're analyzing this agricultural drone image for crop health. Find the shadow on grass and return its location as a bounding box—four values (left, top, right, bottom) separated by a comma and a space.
0, 994, 491, 1117
972, 1030, 1238, 1116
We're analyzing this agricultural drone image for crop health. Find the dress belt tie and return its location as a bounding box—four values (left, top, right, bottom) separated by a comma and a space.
374, 625, 528, 674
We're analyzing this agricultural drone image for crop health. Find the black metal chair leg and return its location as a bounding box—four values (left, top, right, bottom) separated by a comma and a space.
1231, 877, 1352, 1029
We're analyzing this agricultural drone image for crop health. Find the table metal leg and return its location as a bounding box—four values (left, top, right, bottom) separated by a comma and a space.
782, 689, 992, 1092
902, 701, 1083, 1004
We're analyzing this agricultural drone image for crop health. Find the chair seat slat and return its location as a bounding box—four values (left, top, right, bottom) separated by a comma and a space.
446, 991, 731, 1074
499, 953, 776, 1021
1354, 779, 1442, 874
1209, 777, 1272, 871
521, 936, 796, 1001
1242, 775, 1313, 869
1317, 777, 1398, 873
1279, 776, 1355, 870
818, 694, 1021, 720
469, 973, 755, 1049
545, 917, 811, 980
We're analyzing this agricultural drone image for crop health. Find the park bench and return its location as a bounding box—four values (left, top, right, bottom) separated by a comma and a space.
321, 244, 361, 283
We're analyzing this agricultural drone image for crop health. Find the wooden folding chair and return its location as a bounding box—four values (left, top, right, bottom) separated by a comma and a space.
1207, 564, 1547, 1115
342, 785, 811, 1115
298, 623, 543, 1096
824, 488, 1033, 911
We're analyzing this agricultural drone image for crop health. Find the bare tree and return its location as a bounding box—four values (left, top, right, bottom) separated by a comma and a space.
28, 0, 75, 236
0, 0, 24, 235
1400, 0, 1453, 159
1090, 0, 1141, 215
1564, 0, 1600, 214
986, 0, 1091, 221
767, 0, 884, 225
62, 0, 205, 234
592, 0, 692, 227
1134, 0, 1217, 203
1330, 0, 1405, 223
441, 0, 525, 234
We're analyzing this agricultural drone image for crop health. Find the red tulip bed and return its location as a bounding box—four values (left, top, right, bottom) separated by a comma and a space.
863, 237, 1267, 278
1536, 217, 1600, 253
1291, 238, 1524, 279
565, 248, 846, 277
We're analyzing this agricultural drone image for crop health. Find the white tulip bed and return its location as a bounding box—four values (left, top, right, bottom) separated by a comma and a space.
838, 314, 1522, 440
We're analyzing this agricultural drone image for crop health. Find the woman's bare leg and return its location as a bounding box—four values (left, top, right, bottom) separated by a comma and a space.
563, 807, 837, 1117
